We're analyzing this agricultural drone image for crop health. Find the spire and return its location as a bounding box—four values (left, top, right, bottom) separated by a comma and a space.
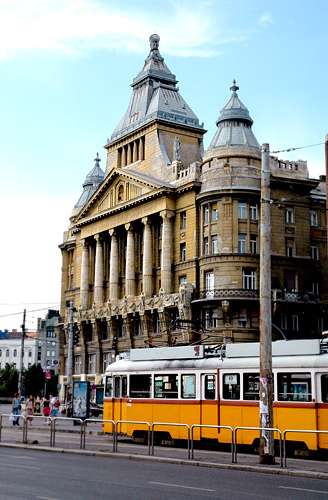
73, 154, 105, 213
208, 81, 259, 150
109, 34, 203, 143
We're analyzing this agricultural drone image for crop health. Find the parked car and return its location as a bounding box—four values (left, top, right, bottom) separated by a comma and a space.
90, 402, 103, 418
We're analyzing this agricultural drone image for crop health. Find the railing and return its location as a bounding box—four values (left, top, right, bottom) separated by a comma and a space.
151, 422, 191, 459
82, 418, 115, 451
197, 289, 259, 300
233, 426, 283, 467
52, 417, 84, 448
190, 424, 234, 461
282, 429, 328, 468
115, 420, 151, 454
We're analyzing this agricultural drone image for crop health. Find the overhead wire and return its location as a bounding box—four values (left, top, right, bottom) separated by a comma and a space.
271, 141, 325, 154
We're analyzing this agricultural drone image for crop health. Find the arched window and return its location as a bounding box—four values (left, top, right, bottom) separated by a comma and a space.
13, 349, 17, 357
117, 184, 124, 203
6, 349, 9, 357
0, 349, 2, 357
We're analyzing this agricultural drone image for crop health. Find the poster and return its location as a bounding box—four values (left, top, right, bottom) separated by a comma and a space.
72, 381, 90, 419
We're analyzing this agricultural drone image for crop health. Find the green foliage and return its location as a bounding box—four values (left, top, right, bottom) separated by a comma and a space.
24, 364, 45, 397
0, 363, 18, 396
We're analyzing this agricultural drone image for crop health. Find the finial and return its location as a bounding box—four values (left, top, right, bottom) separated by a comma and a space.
230, 79, 239, 93
149, 34, 160, 51
94, 152, 101, 164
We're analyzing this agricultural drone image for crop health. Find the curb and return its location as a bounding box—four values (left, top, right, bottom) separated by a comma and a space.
0, 442, 327, 480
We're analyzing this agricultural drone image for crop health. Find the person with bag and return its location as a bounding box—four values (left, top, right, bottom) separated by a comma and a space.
11, 393, 20, 426
42, 395, 50, 423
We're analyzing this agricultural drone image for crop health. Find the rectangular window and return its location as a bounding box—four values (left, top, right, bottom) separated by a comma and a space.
223, 373, 240, 400
284, 270, 298, 292
74, 355, 81, 375
285, 238, 295, 257
250, 235, 258, 254
180, 242, 186, 261
310, 245, 319, 260
238, 202, 247, 219
103, 351, 115, 372
243, 373, 259, 400
114, 376, 127, 398
204, 205, 209, 224
238, 233, 247, 253
205, 271, 214, 291
204, 237, 209, 256
154, 374, 178, 399
88, 354, 96, 374
311, 281, 319, 296
179, 275, 187, 286
181, 374, 196, 399
204, 374, 216, 400
310, 210, 319, 227
278, 372, 312, 402
105, 376, 113, 398
250, 204, 258, 221
211, 235, 218, 254
242, 269, 257, 290
129, 375, 152, 398
238, 308, 247, 328
180, 211, 187, 230
291, 314, 299, 332
211, 204, 218, 221
321, 374, 328, 403
285, 207, 294, 224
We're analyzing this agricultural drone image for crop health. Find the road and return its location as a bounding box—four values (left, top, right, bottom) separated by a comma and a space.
0, 447, 327, 500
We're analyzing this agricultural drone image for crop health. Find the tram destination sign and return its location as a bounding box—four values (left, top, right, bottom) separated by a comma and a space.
130, 345, 205, 361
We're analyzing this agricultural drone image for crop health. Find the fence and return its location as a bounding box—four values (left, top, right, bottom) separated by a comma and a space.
282, 429, 328, 468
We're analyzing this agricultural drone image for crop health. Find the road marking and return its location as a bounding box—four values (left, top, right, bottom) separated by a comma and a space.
279, 486, 328, 495
36, 496, 61, 500
0, 464, 41, 470
149, 481, 216, 492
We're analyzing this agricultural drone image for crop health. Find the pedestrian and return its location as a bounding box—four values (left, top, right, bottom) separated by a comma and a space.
50, 394, 59, 418
11, 393, 21, 426
34, 395, 41, 415
42, 395, 50, 423
26, 395, 34, 424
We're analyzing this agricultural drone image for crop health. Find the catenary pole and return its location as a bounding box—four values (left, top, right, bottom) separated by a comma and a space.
66, 301, 74, 396
18, 309, 26, 397
259, 143, 275, 464
325, 134, 328, 257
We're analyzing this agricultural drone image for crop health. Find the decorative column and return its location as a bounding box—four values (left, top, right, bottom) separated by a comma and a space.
109, 230, 119, 301
94, 234, 104, 305
80, 239, 89, 309
142, 217, 153, 296
125, 223, 136, 297
160, 210, 174, 293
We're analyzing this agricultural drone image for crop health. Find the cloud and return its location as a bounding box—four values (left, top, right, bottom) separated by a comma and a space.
259, 12, 274, 26
0, 0, 247, 60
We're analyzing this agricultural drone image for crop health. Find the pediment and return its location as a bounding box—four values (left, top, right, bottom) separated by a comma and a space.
76, 167, 163, 220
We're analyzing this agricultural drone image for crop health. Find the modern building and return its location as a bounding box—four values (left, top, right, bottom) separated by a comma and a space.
58, 34, 328, 392
0, 330, 37, 371
36, 310, 60, 374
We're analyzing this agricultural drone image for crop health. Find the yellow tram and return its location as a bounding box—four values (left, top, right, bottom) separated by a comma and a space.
103, 339, 328, 452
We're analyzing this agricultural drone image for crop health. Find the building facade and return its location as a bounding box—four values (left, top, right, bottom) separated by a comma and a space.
36, 310, 60, 374
0, 330, 37, 371
58, 34, 328, 391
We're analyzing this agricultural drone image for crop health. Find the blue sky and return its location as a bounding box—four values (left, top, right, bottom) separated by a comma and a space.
1, 0, 327, 330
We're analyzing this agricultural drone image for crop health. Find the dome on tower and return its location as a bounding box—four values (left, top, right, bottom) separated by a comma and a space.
208, 80, 259, 151
71, 153, 104, 217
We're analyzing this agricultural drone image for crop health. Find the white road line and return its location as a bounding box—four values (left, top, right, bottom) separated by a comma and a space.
279, 486, 328, 495
149, 481, 216, 492
36, 496, 61, 500
0, 464, 41, 470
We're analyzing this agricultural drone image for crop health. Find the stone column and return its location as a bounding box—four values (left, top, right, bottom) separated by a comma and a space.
142, 217, 153, 296
160, 210, 174, 293
109, 230, 119, 301
94, 234, 104, 305
125, 223, 136, 297
80, 239, 89, 309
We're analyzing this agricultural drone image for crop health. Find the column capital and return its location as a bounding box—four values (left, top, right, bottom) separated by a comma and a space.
81, 238, 88, 247
141, 217, 150, 225
160, 209, 175, 220
108, 229, 116, 237
125, 222, 133, 232
94, 233, 101, 243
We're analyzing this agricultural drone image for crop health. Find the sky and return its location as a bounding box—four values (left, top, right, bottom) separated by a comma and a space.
1, 0, 328, 331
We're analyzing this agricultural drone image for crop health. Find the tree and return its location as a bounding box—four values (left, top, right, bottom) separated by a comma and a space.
24, 364, 45, 397
0, 364, 18, 397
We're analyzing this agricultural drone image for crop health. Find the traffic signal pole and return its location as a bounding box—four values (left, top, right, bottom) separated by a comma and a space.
66, 301, 74, 393
18, 309, 26, 397
259, 143, 275, 464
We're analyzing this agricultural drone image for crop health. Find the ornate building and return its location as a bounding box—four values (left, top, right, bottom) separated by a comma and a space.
58, 34, 328, 392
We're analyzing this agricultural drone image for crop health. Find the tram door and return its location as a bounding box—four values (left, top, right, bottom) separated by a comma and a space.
316, 373, 328, 449
200, 373, 219, 440
113, 375, 127, 431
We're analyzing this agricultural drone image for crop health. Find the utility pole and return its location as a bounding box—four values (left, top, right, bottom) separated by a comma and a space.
325, 134, 328, 257
259, 143, 275, 464
18, 309, 26, 397
66, 301, 74, 398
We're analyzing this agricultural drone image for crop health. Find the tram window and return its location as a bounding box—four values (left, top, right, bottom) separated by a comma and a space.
204, 375, 216, 400
105, 376, 113, 397
181, 375, 196, 399
223, 373, 240, 400
122, 376, 127, 397
114, 376, 120, 398
243, 373, 259, 400
322, 375, 328, 402
129, 375, 151, 398
278, 372, 312, 402
154, 374, 178, 398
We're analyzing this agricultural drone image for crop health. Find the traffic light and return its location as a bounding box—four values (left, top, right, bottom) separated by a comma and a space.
73, 324, 80, 345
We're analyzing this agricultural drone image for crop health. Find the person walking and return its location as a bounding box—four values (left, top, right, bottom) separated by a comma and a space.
11, 393, 21, 426
26, 395, 34, 424
42, 395, 50, 424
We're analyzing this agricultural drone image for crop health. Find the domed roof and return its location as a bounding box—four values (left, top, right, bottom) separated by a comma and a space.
208, 81, 259, 150
73, 153, 104, 213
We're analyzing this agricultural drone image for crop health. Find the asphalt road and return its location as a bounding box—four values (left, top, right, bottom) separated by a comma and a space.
0, 447, 327, 500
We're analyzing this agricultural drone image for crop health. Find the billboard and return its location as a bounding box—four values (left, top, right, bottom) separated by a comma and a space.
72, 381, 90, 419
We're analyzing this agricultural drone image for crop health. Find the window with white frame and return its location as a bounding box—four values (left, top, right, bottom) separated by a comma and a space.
238, 233, 247, 253
13, 349, 17, 357
310, 245, 319, 260
242, 269, 257, 290
310, 210, 319, 227
88, 353, 96, 374
291, 314, 299, 332
180, 242, 186, 261
285, 207, 294, 224
6, 349, 9, 357
250, 204, 258, 221
250, 235, 258, 254
103, 351, 115, 372
180, 211, 187, 230
204, 237, 209, 256
285, 238, 295, 257
238, 308, 248, 327
211, 235, 218, 254
311, 281, 319, 295
280, 313, 288, 330
204, 271, 214, 291
204, 205, 209, 224
179, 275, 187, 286
211, 204, 218, 221
74, 355, 81, 375
238, 202, 247, 219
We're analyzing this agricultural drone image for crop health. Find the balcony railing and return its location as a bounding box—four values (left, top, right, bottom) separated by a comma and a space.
196, 289, 259, 300
272, 289, 319, 303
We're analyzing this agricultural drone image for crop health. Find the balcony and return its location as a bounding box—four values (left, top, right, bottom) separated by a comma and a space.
272, 289, 319, 304
194, 289, 259, 302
